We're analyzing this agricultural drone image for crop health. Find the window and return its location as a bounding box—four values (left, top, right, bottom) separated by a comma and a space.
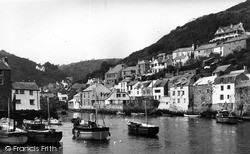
173, 91, 175, 96
20, 90, 24, 94
16, 99, 21, 104
182, 91, 185, 95
227, 95, 230, 99
227, 85, 230, 89
178, 99, 180, 103
15, 90, 19, 94
0, 70, 3, 76
220, 95, 224, 100
116, 94, 121, 97
155, 90, 161, 93
122, 94, 126, 97
178, 91, 180, 96
221, 86, 224, 91
30, 99, 35, 105
29, 90, 33, 95
173, 99, 175, 103
184, 98, 186, 103
206, 89, 210, 93
0, 78, 3, 85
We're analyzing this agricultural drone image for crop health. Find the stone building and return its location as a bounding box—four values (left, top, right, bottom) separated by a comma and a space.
0, 57, 11, 111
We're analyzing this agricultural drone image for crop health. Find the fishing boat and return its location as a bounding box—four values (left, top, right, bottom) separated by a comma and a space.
23, 120, 62, 144
22, 100, 62, 144
116, 111, 125, 115
127, 99, 159, 137
0, 97, 28, 145
72, 100, 110, 140
216, 110, 238, 124
34, 117, 62, 125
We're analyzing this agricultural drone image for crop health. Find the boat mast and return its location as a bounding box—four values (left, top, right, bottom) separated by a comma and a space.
13, 94, 16, 131
145, 98, 148, 125
47, 97, 51, 129
7, 98, 10, 132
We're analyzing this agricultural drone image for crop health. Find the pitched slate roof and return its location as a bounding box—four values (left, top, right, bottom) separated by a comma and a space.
68, 83, 86, 90
106, 64, 124, 74
236, 80, 250, 88
194, 76, 216, 86
212, 64, 231, 74
12, 82, 39, 90
195, 43, 217, 51
127, 80, 138, 86
173, 54, 187, 61
122, 66, 137, 71
153, 79, 169, 87
215, 23, 245, 35
172, 47, 193, 53
171, 73, 195, 87
0, 59, 10, 70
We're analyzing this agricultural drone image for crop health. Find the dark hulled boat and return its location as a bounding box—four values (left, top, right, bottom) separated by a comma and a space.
23, 121, 62, 144
127, 120, 159, 137
216, 110, 238, 124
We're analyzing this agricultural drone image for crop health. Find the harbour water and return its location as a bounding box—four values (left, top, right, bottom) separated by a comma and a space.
1, 111, 250, 154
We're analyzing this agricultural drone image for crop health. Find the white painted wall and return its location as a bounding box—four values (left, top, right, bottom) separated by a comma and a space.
169, 86, 189, 111
12, 90, 40, 110
212, 83, 235, 104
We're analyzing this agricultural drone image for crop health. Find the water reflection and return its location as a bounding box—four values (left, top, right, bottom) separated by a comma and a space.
2, 112, 250, 154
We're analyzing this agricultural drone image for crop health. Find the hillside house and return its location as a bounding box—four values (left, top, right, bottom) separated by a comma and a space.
194, 43, 217, 58
212, 64, 233, 76
105, 89, 131, 111
57, 88, 68, 102
210, 22, 246, 42
193, 76, 216, 112
172, 45, 194, 67
0, 57, 11, 111
81, 83, 111, 109
12, 82, 40, 110
116, 78, 131, 93
212, 72, 249, 111
134, 80, 156, 98
150, 53, 166, 74
127, 80, 139, 98
222, 35, 250, 56
152, 79, 169, 100
169, 73, 196, 111
121, 66, 137, 79
136, 60, 151, 77
68, 93, 81, 110
105, 64, 126, 86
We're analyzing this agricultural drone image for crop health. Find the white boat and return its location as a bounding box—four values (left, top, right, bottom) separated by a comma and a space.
184, 114, 200, 118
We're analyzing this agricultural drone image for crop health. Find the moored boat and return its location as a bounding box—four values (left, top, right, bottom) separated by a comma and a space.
23, 120, 62, 144
127, 98, 159, 137
184, 114, 200, 118
216, 110, 238, 124
0, 125, 28, 145
127, 120, 159, 137
72, 119, 110, 140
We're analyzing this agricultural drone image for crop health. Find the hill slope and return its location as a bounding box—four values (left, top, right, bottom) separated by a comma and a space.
122, 0, 250, 65
0, 50, 66, 86
59, 58, 121, 82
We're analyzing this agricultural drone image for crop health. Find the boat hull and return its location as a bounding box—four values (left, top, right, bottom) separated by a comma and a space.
0, 132, 28, 145
73, 127, 110, 140
216, 117, 238, 124
127, 122, 159, 137
27, 131, 62, 144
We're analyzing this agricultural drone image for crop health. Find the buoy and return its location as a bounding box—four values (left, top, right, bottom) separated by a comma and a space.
119, 140, 122, 143
114, 141, 116, 144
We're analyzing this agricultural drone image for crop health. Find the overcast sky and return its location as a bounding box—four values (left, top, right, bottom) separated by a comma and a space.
0, 0, 246, 65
